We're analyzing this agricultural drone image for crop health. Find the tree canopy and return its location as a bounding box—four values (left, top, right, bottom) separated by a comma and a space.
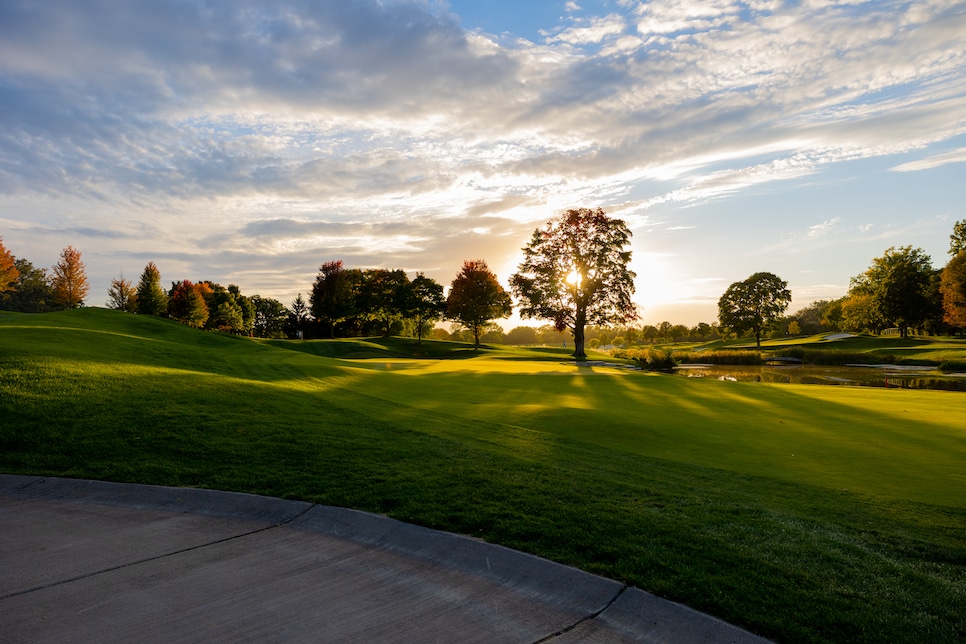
510, 208, 637, 359
311, 260, 360, 337
950, 220, 966, 256
136, 262, 168, 316
407, 273, 446, 344
168, 280, 209, 328
447, 259, 512, 347
717, 272, 791, 349
50, 246, 89, 309
106, 275, 138, 313
849, 246, 934, 337
0, 237, 19, 294
941, 251, 966, 329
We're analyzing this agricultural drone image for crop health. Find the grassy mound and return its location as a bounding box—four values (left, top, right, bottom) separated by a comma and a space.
2, 309, 965, 643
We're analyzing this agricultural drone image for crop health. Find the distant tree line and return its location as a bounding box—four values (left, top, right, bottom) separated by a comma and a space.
0, 241, 90, 312
5, 214, 966, 348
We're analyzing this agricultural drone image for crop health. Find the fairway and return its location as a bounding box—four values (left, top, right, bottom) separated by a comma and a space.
345, 357, 966, 508
2, 309, 965, 643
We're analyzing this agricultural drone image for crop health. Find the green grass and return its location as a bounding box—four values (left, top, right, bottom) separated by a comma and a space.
2, 309, 965, 643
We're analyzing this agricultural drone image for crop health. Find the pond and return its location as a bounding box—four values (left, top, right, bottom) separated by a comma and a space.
672, 364, 966, 392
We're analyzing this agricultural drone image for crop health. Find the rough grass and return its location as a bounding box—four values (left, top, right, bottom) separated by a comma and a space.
2, 309, 965, 643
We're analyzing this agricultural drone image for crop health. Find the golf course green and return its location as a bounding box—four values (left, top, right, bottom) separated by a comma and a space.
1, 308, 964, 643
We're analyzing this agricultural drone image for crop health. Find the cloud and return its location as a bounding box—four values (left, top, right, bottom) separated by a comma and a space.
807, 218, 841, 238
549, 15, 626, 45
1, 0, 965, 310
891, 147, 966, 172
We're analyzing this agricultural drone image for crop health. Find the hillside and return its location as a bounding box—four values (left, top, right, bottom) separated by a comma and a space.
1, 308, 965, 643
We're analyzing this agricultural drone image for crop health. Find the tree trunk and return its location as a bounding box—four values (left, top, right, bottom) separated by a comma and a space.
572, 307, 587, 359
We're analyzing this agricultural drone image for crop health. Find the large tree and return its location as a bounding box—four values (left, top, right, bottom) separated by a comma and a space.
850, 246, 933, 337
447, 259, 512, 348
406, 273, 446, 344
717, 272, 791, 349
310, 260, 360, 337
360, 268, 411, 336
941, 251, 966, 329
50, 246, 89, 309
510, 208, 637, 359
136, 262, 168, 316
106, 275, 138, 312
0, 237, 19, 294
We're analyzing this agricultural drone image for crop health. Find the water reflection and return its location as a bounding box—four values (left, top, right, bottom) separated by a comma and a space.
673, 364, 966, 392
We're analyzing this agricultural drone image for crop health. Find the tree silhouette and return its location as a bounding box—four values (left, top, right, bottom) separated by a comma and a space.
510, 208, 637, 359
407, 273, 446, 344
311, 260, 360, 337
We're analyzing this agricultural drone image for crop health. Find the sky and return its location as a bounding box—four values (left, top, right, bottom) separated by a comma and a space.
1, 0, 965, 328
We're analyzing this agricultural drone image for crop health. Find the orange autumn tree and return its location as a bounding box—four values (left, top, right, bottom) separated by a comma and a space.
0, 237, 19, 294
50, 246, 89, 309
168, 279, 209, 328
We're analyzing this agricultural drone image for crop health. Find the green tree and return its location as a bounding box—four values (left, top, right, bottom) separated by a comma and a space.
50, 246, 89, 309
505, 326, 539, 345
406, 273, 446, 344
821, 297, 846, 331
228, 285, 255, 336
168, 280, 209, 328
850, 246, 933, 337
0, 259, 53, 312
360, 268, 411, 336
447, 259, 512, 348
287, 293, 310, 339
717, 272, 791, 349
251, 295, 289, 338
950, 220, 966, 256
0, 237, 19, 294
310, 261, 360, 338
840, 292, 882, 333
106, 275, 138, 312
510, 208, 637, 359
658, 321, 672, 343
941, 251, 966, 329
136, 262, 168, 316
198, 282, 249, 334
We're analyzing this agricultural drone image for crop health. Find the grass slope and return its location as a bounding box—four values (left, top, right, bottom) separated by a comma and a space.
2, 309, 965, 643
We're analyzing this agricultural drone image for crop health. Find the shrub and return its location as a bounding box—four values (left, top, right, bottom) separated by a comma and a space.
641, 347, 676, 370
674, 350, 763, 365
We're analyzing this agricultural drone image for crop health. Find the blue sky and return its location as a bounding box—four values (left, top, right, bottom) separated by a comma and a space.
2, 0, 965, 326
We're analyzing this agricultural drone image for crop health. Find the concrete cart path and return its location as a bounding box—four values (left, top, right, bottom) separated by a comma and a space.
1, 475, 769, 643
